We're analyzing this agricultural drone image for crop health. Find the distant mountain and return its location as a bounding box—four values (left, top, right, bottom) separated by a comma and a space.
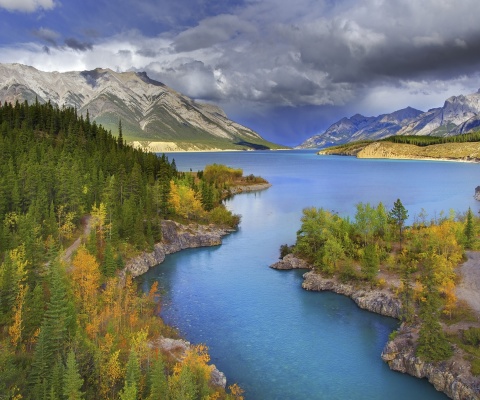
297, 107, 423, 149
0, 63, 282, 151
397, 90, 480, 136
298, 89, 480, 149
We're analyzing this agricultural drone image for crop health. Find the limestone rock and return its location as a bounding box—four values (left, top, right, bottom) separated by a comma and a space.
382, 326, 480, 400
301, 270, 402, 318
270, 254, 311, 270
124, 220, 232, 278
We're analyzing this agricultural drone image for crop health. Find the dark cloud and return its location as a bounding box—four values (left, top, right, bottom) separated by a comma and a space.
361, 34, 480, 83
42, 45, 50, 54
64, 38, 93, 51
136, 48, 159, 58
32, 27, 59, 46
146, 59, 222, 101
173, 14, 256, 52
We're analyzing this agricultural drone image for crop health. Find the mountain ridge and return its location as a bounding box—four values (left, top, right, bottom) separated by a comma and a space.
0, 63, 282, 150
298, 89, 480, 149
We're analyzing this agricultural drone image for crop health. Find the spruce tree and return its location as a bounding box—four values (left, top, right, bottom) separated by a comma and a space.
416, 260, 452, 362
63, 350, 84, 400
148, 356, 168, 400
464, 207, 475, 248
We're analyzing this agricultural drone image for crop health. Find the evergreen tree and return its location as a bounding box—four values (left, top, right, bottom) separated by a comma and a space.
361, 243, 379, 281
464, 207, 475, 248
63, 350, 84, 400
148, 356, 168, 400
389, 199, 408, 249
416, 259, 452, 362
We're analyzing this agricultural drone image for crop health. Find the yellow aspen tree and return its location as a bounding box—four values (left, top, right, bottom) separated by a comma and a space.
91, 202, 107, 243
71, 246, 100, 317
168, 180, 181, 214
442, 280, 457, 319
9, 283, 28, 349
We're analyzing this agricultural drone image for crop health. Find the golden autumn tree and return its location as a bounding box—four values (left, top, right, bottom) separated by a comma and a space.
71, 246, 101, 317
168, 180, 204, 220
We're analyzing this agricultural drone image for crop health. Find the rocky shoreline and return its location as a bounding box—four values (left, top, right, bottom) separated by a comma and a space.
270, 254, 480, 399
123, 219, 233, 278
227, 182, 272, 195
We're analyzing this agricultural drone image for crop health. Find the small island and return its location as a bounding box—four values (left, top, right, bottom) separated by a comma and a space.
272, 201, 480, 399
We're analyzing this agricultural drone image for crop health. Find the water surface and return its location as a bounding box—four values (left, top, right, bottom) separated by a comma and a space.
142, 151, 480, 399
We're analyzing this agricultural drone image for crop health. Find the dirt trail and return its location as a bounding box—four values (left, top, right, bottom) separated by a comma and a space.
62, 216, 92, 263
456, 250, 480, 316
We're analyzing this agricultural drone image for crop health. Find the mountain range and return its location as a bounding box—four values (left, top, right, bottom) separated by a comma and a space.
0, 63, 281, 151
298, 89, 480, 149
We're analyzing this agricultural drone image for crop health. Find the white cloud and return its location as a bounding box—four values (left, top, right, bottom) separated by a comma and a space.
0, 0, 56, 12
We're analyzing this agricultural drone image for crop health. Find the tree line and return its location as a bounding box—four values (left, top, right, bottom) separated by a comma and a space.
383, 130, 480, 146
0, 99, 245, 399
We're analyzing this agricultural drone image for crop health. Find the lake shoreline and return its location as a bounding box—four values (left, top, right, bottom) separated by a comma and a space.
270, 254, 480, 400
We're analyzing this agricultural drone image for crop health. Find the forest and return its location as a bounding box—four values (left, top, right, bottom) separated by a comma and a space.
286, 200, 480, 365
0, 100, 246, 399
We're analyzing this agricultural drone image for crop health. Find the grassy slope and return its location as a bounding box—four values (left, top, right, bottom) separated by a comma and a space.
319, 141, 480, 161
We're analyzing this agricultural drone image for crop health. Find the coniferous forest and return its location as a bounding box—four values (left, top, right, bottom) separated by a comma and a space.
0, 100, 245, 399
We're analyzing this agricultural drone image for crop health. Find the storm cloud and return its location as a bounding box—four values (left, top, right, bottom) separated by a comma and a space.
64, 38, 93, 52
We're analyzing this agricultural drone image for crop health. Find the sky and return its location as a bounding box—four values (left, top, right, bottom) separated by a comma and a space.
1, 0, 480, 146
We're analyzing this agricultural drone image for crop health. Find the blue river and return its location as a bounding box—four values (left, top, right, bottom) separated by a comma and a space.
141, 150, 480, 399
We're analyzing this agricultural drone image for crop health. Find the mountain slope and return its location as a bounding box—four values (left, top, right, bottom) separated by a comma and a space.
0, 63, 282, 150
298, 89, 480, 149
298, 107, 423, 148
397, 91, 480, 137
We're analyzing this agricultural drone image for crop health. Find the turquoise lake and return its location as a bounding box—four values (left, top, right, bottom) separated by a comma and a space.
141, 150, 480, 399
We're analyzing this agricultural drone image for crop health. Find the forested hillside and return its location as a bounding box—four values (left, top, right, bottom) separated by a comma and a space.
0, 99, 245, 399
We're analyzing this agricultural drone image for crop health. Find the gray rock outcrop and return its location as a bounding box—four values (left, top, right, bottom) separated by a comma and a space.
124, 220, 232, 278
151, 337, 227, 389
270, 253, 310, 270
382, 326, 480, 400
475, 186, 480, 201
301, 270, 401, 318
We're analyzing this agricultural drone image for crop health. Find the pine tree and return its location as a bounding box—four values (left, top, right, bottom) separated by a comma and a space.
63, 350, 84, 400
389, 199, 408, 249
416, 260, 452, 362
464, 207, 475, 248
148, 356, 168, 400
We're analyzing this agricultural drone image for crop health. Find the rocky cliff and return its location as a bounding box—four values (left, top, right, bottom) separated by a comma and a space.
382, 325, 480, 400
124, 220, 232, 278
